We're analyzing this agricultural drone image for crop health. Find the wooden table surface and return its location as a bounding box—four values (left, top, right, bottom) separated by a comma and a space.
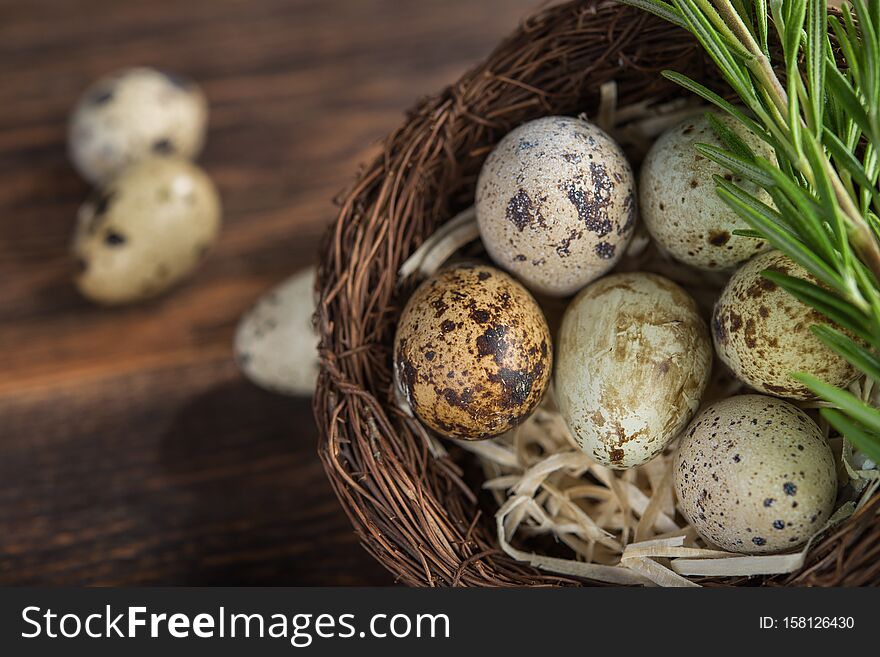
0, 0, 536, 585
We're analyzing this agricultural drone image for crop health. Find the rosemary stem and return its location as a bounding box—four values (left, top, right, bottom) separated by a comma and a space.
714, 0, 790, 118
833, 177, 880, 286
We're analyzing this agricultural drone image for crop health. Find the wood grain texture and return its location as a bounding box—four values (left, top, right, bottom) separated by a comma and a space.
0, 0, 536, 585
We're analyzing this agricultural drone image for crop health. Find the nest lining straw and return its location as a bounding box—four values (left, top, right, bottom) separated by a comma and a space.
315, 0, 880, 586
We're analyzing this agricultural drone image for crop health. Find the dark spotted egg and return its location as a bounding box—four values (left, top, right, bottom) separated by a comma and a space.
712, 250, 858, 399
674, 394, 837, 554
69, 67, 207, 184
394, 264, 552, 440
73, 157, 220, 305
475, 116, 635, 297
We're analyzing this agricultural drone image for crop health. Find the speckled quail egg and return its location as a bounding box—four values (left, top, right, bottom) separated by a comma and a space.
675, 394, 838, 554
555, 272, 712, 468
640, 112, 773, 270
69, 67, 208, 184
712, 250, 858, 399
73, 157, 221, 305
394, 263, 552, 440
235, 267, 319, 396
476, 116, 636, 297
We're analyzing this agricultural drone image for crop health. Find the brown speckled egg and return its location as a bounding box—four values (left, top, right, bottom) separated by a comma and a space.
640, 112, 773, 270
476, 116, 636, 297
73, 157, 221, 305
69, 67, 207, 184
675, 394, 837, 554
394, 263, 552, 440
712, 250, 858, 399
555, 272, 712, 468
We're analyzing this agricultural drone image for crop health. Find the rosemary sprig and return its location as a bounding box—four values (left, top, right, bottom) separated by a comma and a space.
621, 0, 880, 462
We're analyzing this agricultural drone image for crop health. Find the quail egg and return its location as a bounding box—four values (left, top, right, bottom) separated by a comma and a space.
675, 394, 838, 553
394, 263, 552, 440
640, 112, 773, 270
712, 250, 858, 399
556, 272, 712, 468
69, 67, 207, 184
235, 267, 319, 396
73, 157, 221, 305
476, 116, 636, 296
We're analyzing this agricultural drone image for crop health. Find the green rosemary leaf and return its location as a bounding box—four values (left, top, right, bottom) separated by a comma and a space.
731, 228, 765, 238
695, 143, 774, 185
852, 1, 880, 112
820, 409, 880, 466
822, 69, 848, 140
825, 64, 871, 138
781, 0, 806, 64
867, 211, 880, 242
823, 128, 880, 209
762, 270, 861, 318
706, 112, 757, 159
828, 16, 860, 92
795, 373, 880, 434
767, 0, 784, 42
861, 147, 880, 215
673, 0, 753, 95
801, 132, 847, 247
617, 0, 687, 28
840, 4, 864, 88
759, 161, 838, 260
754, 0, 769, 54
713, 175, 781, 221
811, 324, 880, 381
806, 0, 826, 133
717, 188, 846, 291
849, 257, 880, 320
761, 271, 876, 345
661, 71, 765, 134
779, 1, 806, 147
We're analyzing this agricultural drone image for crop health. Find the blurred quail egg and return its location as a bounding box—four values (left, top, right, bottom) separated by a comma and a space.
556, 272, 712, 468
394, 263, 552, 440
69, 67, 207, 184
476, 116, 636, 297
235, 267, 319, 396
712, 250, 858, 399
675, 394, 838, 553
640, 112, 773, 270
73, 157, 220, 305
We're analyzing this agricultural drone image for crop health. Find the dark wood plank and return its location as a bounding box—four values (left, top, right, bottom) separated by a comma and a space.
0, 361, 383, 585
0, 0, 536, 584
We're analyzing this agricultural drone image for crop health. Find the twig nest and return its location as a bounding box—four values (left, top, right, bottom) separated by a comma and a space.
675, 394, 837, 554
555, 272, 711, 469
73, 157, 221, 305
640, 112, 772, 270
394, 263, 552, 440
234, 267, 319, 396
476, 116, 636, 296
712, 250, 858, 399
69, 67, 208, 184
